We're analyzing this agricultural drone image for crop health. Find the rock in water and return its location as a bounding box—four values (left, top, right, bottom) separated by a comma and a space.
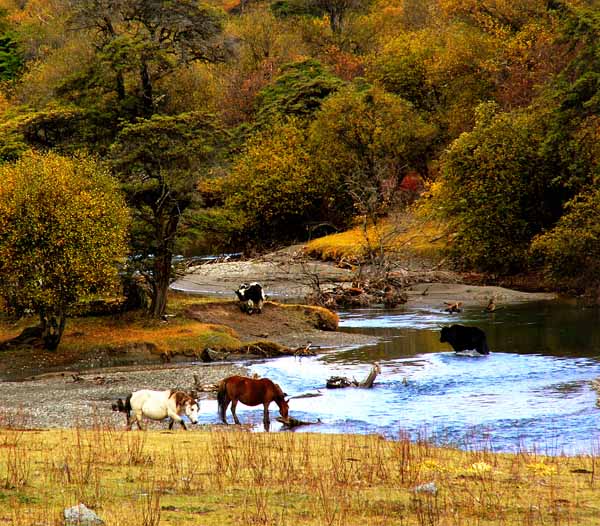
64, 503, 105, 525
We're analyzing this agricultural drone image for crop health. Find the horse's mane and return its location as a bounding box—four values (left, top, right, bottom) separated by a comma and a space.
170, 390, 194, 408
273, 382, 285, 398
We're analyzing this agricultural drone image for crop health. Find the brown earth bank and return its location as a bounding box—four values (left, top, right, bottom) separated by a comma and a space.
184, 300, 375, 349
0, 301, 377, 382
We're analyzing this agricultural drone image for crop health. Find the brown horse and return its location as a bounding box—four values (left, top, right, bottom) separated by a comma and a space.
217, 375, 289, 431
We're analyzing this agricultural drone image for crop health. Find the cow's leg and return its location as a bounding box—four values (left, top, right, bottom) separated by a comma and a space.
247, 299, 254, 314
263, 403, 270, 432
256, 299, 264, 313
231, 400, 241, 425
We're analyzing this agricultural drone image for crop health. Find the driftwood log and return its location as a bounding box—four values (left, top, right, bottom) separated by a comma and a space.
192, 374, 219, 393
326, 363, 381, 389
276, 416, 322, 428
307, 278, 407, 309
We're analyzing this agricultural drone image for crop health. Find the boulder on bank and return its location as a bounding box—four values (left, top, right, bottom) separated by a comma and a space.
64, 503, 104, 525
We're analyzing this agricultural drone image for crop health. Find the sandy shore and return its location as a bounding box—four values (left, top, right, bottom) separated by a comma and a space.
172, 245, 556, 308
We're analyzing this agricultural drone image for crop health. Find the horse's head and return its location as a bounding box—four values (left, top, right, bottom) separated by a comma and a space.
184, 400, 200, 425
274, 384, 290, 422
112, 398, 127, 413
173, 391, 200, 425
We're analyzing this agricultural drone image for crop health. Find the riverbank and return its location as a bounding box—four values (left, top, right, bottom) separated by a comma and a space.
172, 244, 556, 306
0, 244, 557, 430
0, 361, 246, 430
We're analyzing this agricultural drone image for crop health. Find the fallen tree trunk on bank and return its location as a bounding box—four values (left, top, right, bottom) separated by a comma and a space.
326, 363, 381, 389
307, 279, 407, 309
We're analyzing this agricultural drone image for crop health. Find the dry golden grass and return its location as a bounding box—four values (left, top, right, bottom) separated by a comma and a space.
275, 302, 339, 330
1, 424, 599, 526
305, 214, 449, 263
0, 295, 243, 359
56, 316, 243, 358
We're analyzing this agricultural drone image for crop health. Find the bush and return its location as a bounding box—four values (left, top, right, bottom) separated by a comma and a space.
431, 104, 562, 273
531, 188, 600, 289
222, 119, 329, 246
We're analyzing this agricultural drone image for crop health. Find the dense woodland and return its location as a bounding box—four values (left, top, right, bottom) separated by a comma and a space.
0, 0, 599, 344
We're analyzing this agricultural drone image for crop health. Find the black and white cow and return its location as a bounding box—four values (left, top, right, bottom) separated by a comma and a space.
440, 324, 490, 356
235, 282, 266, 314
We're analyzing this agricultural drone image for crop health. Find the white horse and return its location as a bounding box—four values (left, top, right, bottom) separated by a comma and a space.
121, 389, 199, 430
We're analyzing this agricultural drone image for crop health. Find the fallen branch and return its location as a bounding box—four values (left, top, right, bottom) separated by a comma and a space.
277, 416, 322, 428
287, 391, 323, 400
193, 374, 219, 393
326, 363, 381, 389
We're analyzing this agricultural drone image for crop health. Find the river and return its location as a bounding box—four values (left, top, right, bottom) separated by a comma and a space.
198, 299, 600, 455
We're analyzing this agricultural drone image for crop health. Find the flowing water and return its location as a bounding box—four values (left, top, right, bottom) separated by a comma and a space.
199, 300, 600, 454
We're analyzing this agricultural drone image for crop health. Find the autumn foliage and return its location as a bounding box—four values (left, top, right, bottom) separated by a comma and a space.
0, 151, 130, 348
0, 0, 598, 304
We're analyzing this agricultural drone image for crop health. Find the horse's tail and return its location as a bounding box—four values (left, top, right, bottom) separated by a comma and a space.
217, 379, 227, 420
124, 393, 132, 418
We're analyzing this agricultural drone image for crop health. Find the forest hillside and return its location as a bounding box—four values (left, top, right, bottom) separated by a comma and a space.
0, 0, 599, 305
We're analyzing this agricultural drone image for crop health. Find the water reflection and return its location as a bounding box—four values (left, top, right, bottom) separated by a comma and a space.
199, 300, 600, 454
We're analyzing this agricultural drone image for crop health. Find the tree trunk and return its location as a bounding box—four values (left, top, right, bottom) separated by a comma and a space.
39, 309, 66, 351
140, 60, 153, 115
116, 70, 125, 100
328, 8, 344, 33
150, 249, 171, 318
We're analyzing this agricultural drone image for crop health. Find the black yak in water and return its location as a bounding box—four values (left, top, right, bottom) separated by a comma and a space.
440, 324, 490, 355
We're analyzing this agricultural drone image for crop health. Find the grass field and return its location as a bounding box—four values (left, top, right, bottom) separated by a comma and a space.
2, 423, 599, 525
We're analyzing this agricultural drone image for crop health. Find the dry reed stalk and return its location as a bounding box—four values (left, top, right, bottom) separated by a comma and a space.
2, 443, 30, 489
138, 480, 162, 526
242, 485, 273, 525
124, 428, 152, 465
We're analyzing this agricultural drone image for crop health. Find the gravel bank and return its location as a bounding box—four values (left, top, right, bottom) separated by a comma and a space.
0, 362, 246, 430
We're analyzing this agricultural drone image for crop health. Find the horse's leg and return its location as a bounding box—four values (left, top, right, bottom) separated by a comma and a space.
231, 400, 241, 425
133, 410, 145, 431
220, 395, 230, 424
168, 418, 174, 430
167, 408, 187, 431
263, 402, 270, 432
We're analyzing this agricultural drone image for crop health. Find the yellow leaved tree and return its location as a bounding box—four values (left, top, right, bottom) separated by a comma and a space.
0, 151, 130, 350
